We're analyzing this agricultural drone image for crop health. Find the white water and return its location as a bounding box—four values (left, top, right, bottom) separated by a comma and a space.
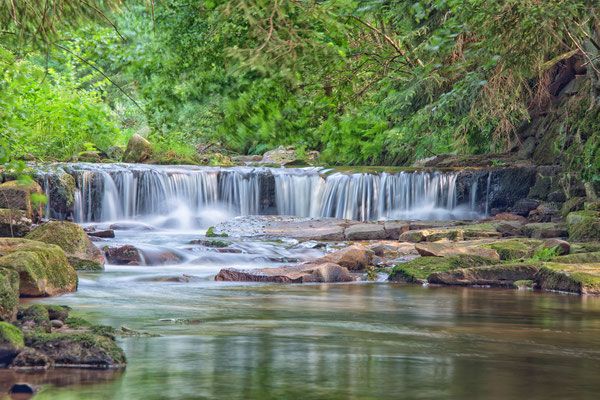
66, 164, 477, 224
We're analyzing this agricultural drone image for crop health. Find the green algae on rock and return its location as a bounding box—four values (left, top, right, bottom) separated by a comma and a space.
428, 264, 541, 287
0, 268, 19, 321
566, 210, 600, 241
26, 221, 104, 271
0, 321, 24, 366
0, 238, 78, 297
535, 264, 600, 295
483, 239, 542, 260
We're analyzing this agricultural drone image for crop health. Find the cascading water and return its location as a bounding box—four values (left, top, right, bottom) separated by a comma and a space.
59, 164, 477, 224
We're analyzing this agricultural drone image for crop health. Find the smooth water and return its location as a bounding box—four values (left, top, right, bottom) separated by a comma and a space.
9, 223, 600, 400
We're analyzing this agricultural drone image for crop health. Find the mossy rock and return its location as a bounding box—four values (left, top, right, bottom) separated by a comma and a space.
122, 134, 153, 163
520, 223, 568, 239
566, 210, 600, 241
44, 172, 76, 217
484, 239, 542, 261
514, 279, 534, 289
388, 255, 501, 283
0, 238, 78, 296
561, 197, 586, 218
25, 332, 126, 368
26, 221, 104, 271
535, 264, 600, 294
44, 305, 70, 321
77, 151, 102, 163
0, 180, 44, 222
585, 202, 600, 211
551, 251, 600, 264
16, 304, 51, 333
106, 145, 125, 161
570, 242, 600, 254
0, 268, 19, 321
429, 264, 540, 287
206, 227, 228, 238
0, 208, 32, 238
0, 321, 24, 365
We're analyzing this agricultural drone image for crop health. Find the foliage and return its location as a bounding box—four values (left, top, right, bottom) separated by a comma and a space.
531, 246, 560, 262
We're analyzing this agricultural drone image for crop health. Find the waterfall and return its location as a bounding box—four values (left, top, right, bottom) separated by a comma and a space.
485, 171, 492, 218
61, 164, 474, 223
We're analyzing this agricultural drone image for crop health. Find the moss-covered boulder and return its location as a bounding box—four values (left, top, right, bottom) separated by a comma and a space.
43, 305, 70, 322
25, 332, 126, 368
26, 221, 104, 271
520, 223, 568, 239
567, 210, 600, 241
0, 209, 32, 238
483, 239, 542, 260
15, 304, 51, 334
0, 238, 78, 296
43, 172, 76, 218
535, 264, 600, 295
0, 321, 24, 366
11, 346, 53, 369
77, 151, 102, 163
388, 255, 501, 283
106, 145, 125, 161
551, 251, 600, 264
0, 180, 44, 223
428, 264, 540, 288
560, 197, 586, 218
122, 134, 153, 163
0, 268, 19, 321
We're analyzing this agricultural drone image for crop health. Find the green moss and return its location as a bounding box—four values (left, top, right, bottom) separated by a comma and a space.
0, 321, 24, 347
535, 264, 600, 294
68, 256, 103, 271
388, 255, 501, 282
485, 239, 541, 260
513, 279, 534, 288
16, 304, 51, 333
0, 267, 19, 321
570, 242, 600, 254
44, 305, 70, 321
561, 197, 586, 218
26, 221, 92, 257
206, 227, 228, 238
566, 211, 600, 241
551, 252, 600, 264
65, 316, 92, 329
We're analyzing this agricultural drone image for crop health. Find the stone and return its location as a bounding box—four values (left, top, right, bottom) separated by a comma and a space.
585, 202, 600, 211
26, 221, 104, 271
261, 146, 301, 166
109, 222, 155, 231
383, 221, 410, 239
141, 249, 183, 266
10, 347, 52, 369
0, 268, 19, 321
485, 239, 541, 260
50, 319, 64, 329
105, 145, 125, 161
0, 209, 32, 238
566, 211, 600, 241
369, 244, 387, 257
344, 223, 386, 241
512, 199, 540, 216
487, 213, 528, 223
415, 242, 500, 259
0, 238, 78, 297
42, 172, 76, 219
122, 134, 153, 163
428, 264, 540, 287
104, 245, 141, 265
87, 229, 115, 238
540, 238, 570, 256
77, 151, 101, 163
528, 203, 558, 223
318, 245, 374, 271
0, 180, 44, 223
388, 255, 501, 283
16, 304, 51, 334
547, 190, 567, 203
215, 262, 353, 283
232, 155, 263, 163
534, 265, 600, 295
44, 305, 69, 321
8, 383, 38, 395
399, 230, 425, 243
0, 321, 24, 366
25, 332, 126, 368
521, 223, 568, 239
560, 197, 586, 218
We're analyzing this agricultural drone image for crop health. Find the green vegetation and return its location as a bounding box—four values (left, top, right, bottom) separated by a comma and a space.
206, 227, 228, 238
531, 246, 560, 262
0, 321, 24, 347
388, 254, 501, 282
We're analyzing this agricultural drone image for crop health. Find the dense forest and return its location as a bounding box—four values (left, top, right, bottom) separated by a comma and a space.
1, 1, 599, 179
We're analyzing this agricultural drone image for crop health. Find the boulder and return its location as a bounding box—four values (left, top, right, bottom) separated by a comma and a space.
0, 180, 44, 223
399, 230, 425, 243
318, 245, 375, 271
0, 209, 32, 238
25, 333, 126, 368
540, 238, 570, 256
15, 304, 51, 334
122, 134, 153, 163
42, 172, 76, 219
388, 255, 501, 283
87, 229, 115, 238
428, 264, 540, 287
0, 268, 19, 321
535, 265, 600, 295
104, 245, 141, 265
232, 155, 263, 163
485, 239, 541, 260
0, 321, 24, 367
561, 197, 586, 218
43, 305, 69, 322
528, 203, 558, 223
105, 145, 125, 161
0, 238, 78, 297
566, 211, 600, 241
512, 199, 540, 217
26, 221, 104, 271
261, 146, 301, 166
383, 221, 410, 240
10, 347, 52, 369
521, 223, 568, 239
77, 151, 102, 163
415, 243, 500, 259
215, 262, 353, 283
344, 223, 386, 241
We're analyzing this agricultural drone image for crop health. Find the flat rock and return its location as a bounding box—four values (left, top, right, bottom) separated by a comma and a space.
344, 223, 386, 240
428, 265, 539, 287
88, 230, 115, 238
318, 245, 374, 271
383, 221, 410, 239
416, 242, 500, 259
215, 262, 353, 283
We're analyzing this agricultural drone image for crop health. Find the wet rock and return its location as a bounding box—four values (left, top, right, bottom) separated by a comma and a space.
388, 255, 501, 283
567, 211, 600, 241
383, 221, 410, 240
0, 321, 24, 366
11, 347, 52, 370
398, 230, 425, 243
535, 265, 600, 295
548, 190, 567, 203
88, 230, 115, 238
190, 239, 229, 248
370, 244, 387, 257
0, 180, 44, 223
521, 223, 568, 239
513, 199, 540, 217
428, 264, 540, 288
25, 332, 126, 368
528, 203, 558, 223
42, 171, 76, 219
143, 249, 184, 266
122, 134, 153, 163
344, 223, 386, 241
104, 245, 141, 265
0, 268, 19, 321
216, 248, 242, 254
486, 213, 528, 223
109, 222, 155, 231
215, 262, 353, 283
0, 209, 32, 238
318, 245, 374, 271
540, 239, 570, 255
26, 221, 104, 271
0, 238, 78, 297
415, 243, 500, 259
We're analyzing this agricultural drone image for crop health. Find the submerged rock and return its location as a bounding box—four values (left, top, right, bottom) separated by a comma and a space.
26, 221, 104, 271
215, 262, 353, 283
0, 238, 78, 297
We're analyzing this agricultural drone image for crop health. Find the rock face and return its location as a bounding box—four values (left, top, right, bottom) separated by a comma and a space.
428, 265, 540, 287
0, 180, 44, 223
344, 223, 386, 240
0, 321, 24, 367
122, 134, 153, 163
0, 238, 78, 297
215, 262, 353, 283
0, 268, 19, 321
104, 245, 141, 265
26, 221, 104, 271
0, 209, 32, 238
42, 172, 76, 219
415, 243, 500, 259
535, 266, 600, 295
318, 245, 374, 271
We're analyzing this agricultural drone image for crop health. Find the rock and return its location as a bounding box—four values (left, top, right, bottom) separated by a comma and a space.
16, 304, 51, 334
232, 155, 263, 163
344, 223, 386, 240
0, 321, 24, 366
0, 268, 19, 321
0, 238, 78, 297
141, 249, 184, 266
0, 209, 32, 237
109, 222, 155, 231
521, 223, 568, 239
26, 221, 104, 271
485, 239, 541, 260
547, 190, 567, 203
88, 230, 115, 238
512, 199, 540, 216
77, 151, 102, 163
8, 383, 38, 394
551, 252, 600, 264
388, 255, 501, 283
104, 245, 141, 265
50, 319, 64, 329
535, 265, 600, 295
585, 202, 600, 211
215, 262, 353, 283
261, 146, 301, 166
42, 172, 76, 219
105, 145, 125, 161
207, 153, 234, 167
318, 245, 374, 271
428, 264, 540, 287
528, 203, 558, 223
122, 134, 153, 163
415, 243, 500, 259
44, 305, 69, 321
383, 221, 410, 239
567, 211, 600, 241
540, 238, 570, 256
11, 346, 52, 369
370, 244, 387, 257
399, 230, 425, 243
25, 332, 126, 368
0, 180, 44, 223
487, 213, 528, 223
